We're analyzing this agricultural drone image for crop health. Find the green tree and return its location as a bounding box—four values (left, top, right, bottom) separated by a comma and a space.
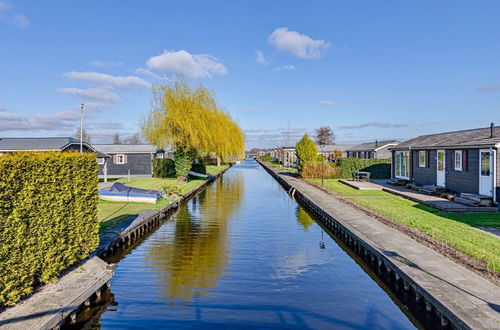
141, 81, 244, 182
295, 134, 318, 173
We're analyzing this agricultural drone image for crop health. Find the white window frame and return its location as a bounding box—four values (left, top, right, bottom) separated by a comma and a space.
454, 150, 462, 171
395, 151, 410, 179
97, 157, 105, 165
418, 151, 426, 168
115, 154, 126, 164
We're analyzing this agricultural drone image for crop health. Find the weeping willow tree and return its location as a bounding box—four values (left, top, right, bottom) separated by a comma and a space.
142, 82, 244, 182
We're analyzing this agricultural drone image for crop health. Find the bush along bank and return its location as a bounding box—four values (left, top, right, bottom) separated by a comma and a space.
0, 152, 99, 307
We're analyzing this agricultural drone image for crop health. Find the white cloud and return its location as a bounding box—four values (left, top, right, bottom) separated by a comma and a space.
0, 3, 29, 28
57, 87, 120, 102
268, 27, 330, 59
240, 108, 264, 113
0, 108, 81, 132
63, 71, 150, 89
320, 100, 344, 107
90, 60, 123, 67
476, 85, 500, 92
0, 1, 10, 11
275, 65, 295, 71
146, 50, 228, 79
12, 14, 28, 28
340, 122, 407, 129
255, 50, 269, 65
135, 68, 168, 81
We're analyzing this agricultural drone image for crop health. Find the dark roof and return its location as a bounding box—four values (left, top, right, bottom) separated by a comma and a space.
348, 140, 399, 152
0, 137, 83, 151
392, 126, 500, 150
0, 137, 109, 157
92, 144, 162, 154
320, 144, 357, 152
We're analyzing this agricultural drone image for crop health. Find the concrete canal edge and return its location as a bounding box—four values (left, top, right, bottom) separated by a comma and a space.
0, 166, 231, 330
258, 160, 500, 330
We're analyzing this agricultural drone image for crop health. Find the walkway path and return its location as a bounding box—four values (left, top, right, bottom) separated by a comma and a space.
264, 165, 499, 329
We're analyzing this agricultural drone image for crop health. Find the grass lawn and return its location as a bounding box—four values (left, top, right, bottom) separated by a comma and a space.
308, 178, 500, 273
98, 164, 230, 231
206, 164, 229, 176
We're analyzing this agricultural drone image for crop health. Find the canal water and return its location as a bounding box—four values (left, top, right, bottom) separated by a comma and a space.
82, 160, 419, 329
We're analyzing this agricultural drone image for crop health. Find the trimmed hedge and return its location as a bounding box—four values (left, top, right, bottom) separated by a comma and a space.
0, 152, 99, 306
152, 158, 176, 178
334, 158, 391, 179
191, 159, 206, 175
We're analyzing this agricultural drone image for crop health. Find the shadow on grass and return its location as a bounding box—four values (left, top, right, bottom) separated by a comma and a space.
413, 204, 500, 228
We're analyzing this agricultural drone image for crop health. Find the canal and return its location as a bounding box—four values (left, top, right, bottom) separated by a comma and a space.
78, 160, 420, 329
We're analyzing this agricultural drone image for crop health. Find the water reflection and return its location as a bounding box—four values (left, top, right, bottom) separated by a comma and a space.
147, 171, 244, 303
295, 206, 314, 231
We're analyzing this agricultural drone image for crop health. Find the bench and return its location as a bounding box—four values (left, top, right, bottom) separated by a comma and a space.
353, 171, 370, 181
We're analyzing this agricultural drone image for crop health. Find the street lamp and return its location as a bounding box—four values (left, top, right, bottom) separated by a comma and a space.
320, 143, 325, 186
80, 103, 84, 153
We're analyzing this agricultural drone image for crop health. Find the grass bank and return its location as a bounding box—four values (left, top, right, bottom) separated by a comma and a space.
98, 165, 229, 231
308, 178, 500, 273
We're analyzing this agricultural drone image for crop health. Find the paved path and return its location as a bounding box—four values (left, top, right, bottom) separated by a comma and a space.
0, 257, 113, 330
339, 179, 384, 190
373, 180, 498, 212
267, 166, 499, 329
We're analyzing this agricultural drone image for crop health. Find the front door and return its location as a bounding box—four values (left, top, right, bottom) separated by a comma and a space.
479, 149, 493, 196
436, 150, 446, 187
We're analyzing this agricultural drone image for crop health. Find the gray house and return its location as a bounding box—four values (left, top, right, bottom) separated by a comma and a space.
390, 124, 500, 203
346, 140, 399, 159
92, 144, 172, 179
0, 137, 100, 154
319, 144, 357, 160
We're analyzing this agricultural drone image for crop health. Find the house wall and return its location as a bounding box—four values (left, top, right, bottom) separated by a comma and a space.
445, 149, 479, 195
411, 150, 437, 186
99, 153, 153, 176
496, 148, 500, 202
375, 146, 392, 159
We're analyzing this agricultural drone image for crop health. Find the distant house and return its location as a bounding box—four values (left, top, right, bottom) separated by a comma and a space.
390, 124, 500, 203
275, 147, 297, 168
0, 137, 102, 155
92, 144, 172, 179
346, 140, 399, 159
319, 144, 357, 160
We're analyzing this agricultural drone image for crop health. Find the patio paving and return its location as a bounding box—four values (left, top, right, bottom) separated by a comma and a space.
372, 180, 498, 213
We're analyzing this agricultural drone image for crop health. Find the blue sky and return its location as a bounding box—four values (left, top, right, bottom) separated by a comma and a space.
1, 1, 500, 149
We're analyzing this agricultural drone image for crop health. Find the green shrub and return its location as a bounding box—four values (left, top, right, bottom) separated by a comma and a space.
152, 158, 176, 178
0, 152, 99, 306
162, 183, 183, 198
334, 158, 391, 179
259, 154, 272, 162
174, 147, 197, 183
295, 134, 318, 173
190, 158, 206, 174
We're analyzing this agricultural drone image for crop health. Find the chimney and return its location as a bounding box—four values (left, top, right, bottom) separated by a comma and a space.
375, 140, 378, 147
491, 122, 495, 138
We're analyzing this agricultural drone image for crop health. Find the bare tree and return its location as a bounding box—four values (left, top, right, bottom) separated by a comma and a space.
314, 126, 335, 186
74, 127, 91, 143
112, 132, 122, 144
125, 132, 141, 144
315, 126, 335, 146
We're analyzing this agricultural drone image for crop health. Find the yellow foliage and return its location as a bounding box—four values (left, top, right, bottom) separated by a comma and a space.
142, 82, 244, 161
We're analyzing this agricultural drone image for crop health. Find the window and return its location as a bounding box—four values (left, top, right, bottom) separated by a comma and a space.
454, 150, 462, 171
481, 152, 491, 176
395, 151, 410, 179
115, 154, 126, 164
419, 151, 426, 168
97, 157, 105, 165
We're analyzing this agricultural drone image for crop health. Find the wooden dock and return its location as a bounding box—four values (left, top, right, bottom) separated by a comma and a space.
0, 257, 113, 330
